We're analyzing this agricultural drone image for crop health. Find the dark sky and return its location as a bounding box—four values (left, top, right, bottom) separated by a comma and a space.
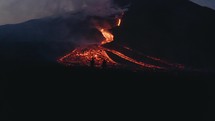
190, 0, 215, 10
0, 0, 123, 25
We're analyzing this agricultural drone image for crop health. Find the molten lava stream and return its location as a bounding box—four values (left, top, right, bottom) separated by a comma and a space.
58, 17, 165, 70
58, 45, 118, 67
98, 28, 114, 45
104, 48, 164, 70
121, 45, 184, 69
117, 18, 121, 26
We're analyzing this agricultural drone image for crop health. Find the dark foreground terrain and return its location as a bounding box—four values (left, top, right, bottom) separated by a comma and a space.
0, 0, 215, 120
0, 63, 213, 120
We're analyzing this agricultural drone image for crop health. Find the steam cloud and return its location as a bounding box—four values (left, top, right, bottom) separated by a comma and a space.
0, 0, 124, 25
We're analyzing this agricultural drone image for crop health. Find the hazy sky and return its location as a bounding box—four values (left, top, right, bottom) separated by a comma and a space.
0, 0, 122, 25
0, 0, 75, 25
0, 0, 214, 25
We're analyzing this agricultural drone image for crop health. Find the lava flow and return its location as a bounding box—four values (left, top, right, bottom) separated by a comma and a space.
58, 45, 117, 67
58, 18, 120, 67
58, 17, 184, 70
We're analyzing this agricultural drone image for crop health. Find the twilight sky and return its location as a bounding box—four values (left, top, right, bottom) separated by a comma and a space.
0, 0, 123, 25
0, 0, 214, 25
190, 0, 215, 10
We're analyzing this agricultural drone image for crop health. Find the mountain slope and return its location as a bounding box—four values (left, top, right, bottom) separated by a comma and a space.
114, 0, 215, 70
0, 12, 103, 66
0, 0, 215, 71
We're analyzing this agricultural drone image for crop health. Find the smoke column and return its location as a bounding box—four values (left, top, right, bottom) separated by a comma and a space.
0, 0, 125, 25
0, 0, 127, 62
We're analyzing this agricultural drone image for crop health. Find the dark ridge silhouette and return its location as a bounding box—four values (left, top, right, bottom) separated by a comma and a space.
114, 0, 215, 70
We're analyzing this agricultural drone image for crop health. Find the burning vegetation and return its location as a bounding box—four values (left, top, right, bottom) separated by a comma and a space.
58, 14, 184, 71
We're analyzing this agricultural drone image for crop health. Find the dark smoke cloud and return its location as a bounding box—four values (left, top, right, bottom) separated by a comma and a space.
0, 0, 125, 25
0, 0, 127, 62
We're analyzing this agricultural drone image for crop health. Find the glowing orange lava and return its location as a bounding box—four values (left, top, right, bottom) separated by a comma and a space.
59, 45, 117, 67
105, 48, 164, 69
99, 28, 114, 45
117, 19, 122, 26
58, 16, 184, 70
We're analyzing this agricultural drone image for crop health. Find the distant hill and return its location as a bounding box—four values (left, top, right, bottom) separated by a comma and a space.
0, 12, 103, 66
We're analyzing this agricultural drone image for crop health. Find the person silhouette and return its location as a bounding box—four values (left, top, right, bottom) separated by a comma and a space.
101, 59, 107, 69
90, 57, 95, 68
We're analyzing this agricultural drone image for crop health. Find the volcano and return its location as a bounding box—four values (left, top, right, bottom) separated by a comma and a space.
58, 17, 184, 71
58, 43, 185, 70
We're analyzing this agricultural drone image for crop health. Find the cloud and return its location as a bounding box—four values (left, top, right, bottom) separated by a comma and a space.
0, 0, 124, 25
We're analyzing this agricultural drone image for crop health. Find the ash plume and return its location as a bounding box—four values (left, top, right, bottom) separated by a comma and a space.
0, 0, 126, 25
0, 0, 127, 62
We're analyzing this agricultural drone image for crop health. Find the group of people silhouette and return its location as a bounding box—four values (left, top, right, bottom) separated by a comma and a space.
90, 57, 107, 69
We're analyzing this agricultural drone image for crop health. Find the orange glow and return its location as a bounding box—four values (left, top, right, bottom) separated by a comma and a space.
122, 46, 185, 69
105, 49, 164, 69
99, 28, 114, 45
117, 19, 122, 26
58, 17, 122, 68
58, 45, 117, 67
58, 15, 183, 70
97, 18, 122, 45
